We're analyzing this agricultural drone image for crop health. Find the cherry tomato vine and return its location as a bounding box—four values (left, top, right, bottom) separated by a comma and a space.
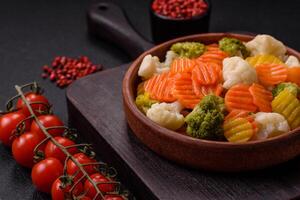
0, 82, 131, 200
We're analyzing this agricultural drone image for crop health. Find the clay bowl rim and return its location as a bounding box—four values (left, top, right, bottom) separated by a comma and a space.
123, 32, 300, 150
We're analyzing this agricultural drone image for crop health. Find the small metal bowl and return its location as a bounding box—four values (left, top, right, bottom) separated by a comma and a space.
150, 0, 211, 43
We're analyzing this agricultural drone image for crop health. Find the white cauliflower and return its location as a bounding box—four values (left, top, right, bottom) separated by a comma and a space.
222, 56, 258, 89
164, 50, 179, 68
138, 54, 172, 79
245, 34, 286, 59
285, 55, 300, 68
253, 112, 290, 140
146, 101, 184, 130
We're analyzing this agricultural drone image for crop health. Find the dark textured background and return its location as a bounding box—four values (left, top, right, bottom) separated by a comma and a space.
0, 0, 299, 199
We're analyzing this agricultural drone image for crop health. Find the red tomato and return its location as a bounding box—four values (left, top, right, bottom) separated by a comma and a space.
45, 136, 78, 163
12, 131, 45, 168
31, 115, 64, 140
66, 153, 98, 181
16, 92, 50, 116
84, 173, 116, 199
0, 112, 30, 146
31, 157, 63, 193
104, 195, 124, 200
51, 178, 83, 200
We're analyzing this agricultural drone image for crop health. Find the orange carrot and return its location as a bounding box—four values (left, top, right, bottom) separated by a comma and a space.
144, 72, 176, 102
197, 46, 228, 67
191, 61, 221, 85
171, 73, 201, 109
170, 58, 195, 75
225, 109, 254, 122
255, 63, 287, 86
193, 84, 223, 98
287, 67, 300, 86
225, 84, 257, 112
249, 83, 273, 112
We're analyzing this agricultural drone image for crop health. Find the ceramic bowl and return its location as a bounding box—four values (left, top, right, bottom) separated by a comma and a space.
122, 33, 300, 172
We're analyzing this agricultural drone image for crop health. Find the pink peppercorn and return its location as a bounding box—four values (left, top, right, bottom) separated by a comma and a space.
41, 56, 103, 88
152, 0, 208, 19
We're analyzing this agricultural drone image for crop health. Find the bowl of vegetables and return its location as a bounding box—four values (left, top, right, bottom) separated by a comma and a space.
122, 33, 300, 172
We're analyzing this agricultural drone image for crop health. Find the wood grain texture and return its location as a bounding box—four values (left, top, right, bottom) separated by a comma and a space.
67, 64, 300, 200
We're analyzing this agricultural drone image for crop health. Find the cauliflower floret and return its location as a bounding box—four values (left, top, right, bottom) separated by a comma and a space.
245, 34, 286, 59
146, 101, 184, 130
164, 50, 179, 68
285, 55, 300, 68
253, 112, 290, 140
138, 54, 170, 79
222, 56, 258, 89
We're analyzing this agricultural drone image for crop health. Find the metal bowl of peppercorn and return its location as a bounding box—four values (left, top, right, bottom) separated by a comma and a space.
150, 0, 211, 43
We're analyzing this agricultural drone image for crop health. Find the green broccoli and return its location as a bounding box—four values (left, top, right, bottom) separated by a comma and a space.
185, 95, 225, 140
219, 37, 250, 58
135, 93, 158, 114
171, 42, 205, 58
272, 82, 300, 97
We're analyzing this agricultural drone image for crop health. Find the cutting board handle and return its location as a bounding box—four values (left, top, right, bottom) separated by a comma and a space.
87, 1, 154, 58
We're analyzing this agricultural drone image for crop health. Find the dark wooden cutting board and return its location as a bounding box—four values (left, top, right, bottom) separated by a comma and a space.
66, 64, 300, 200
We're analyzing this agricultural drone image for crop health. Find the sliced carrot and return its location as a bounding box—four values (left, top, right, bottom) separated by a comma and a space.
144, 72, 176, 102
193, 84, 223, 98
191, 61, 221, 85
287, 67, 300, 86
225, 84, 257, 112
170, 58, 195, 75
225, 109, 254, 122
172, 73, 201, 109
255, 63, 288, 86
197, 46, 228, 67
249, 83, 273, 112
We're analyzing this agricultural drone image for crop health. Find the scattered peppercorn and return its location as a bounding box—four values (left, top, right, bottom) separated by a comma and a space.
152, 0, 208, 19
41, 56, 103, 88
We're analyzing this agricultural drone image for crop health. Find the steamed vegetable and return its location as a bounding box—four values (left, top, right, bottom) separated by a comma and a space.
146, 101, 184, 130
171, 42, 205, 58
219, 37, 250, 58
135, 93, 158, 114
253, 112, 290, 140
185, 95, 225, 140
272, 82, 300, 97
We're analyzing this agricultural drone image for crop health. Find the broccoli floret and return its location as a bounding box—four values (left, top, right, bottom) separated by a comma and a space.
219, 37, 250, 58
171, 42, 205, 58
135, 93, 158, 114
185, 95, 225, 140
272, 82, 300, 97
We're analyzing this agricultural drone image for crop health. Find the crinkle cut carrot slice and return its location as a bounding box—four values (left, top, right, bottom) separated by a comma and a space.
197, 46, 228, 67
144, 72, 176, 102
256, 63, 287, 86
249, 83, 273, 112
225, 109, 253, 122
193, 83, 223, 98
191, 61, 221, 85
287, 67, 300, 86
170, 58, 195, 74
172, 73, 201, 109
225, 84, 257, 112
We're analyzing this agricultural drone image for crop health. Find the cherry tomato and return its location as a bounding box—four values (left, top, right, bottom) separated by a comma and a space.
45, 136, 78, 163
32, 157, 63, 193
66, 153, 98, 181
51, 178, 84, 200
84, 173, 116, 198
0, 112, 30, 146
16, 92, 50, 116
104, 195, 125, 200
31, 115, 64, 140
12, 131, 45, 168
